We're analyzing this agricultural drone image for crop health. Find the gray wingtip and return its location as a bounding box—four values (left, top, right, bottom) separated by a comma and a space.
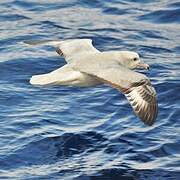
23, 40, 63, 48
124, 79, 158, 126
23, 40, 49, 45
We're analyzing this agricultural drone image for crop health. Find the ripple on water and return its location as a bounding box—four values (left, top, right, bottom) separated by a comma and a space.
102, 7, 129, 15
0, 14, 30, 22
0, 0, 180, 179
0, 131, 107, 169
12, 0, 75, 11
138, 8, 180, 24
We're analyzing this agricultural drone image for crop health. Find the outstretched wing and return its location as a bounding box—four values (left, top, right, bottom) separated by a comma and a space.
72, 59, 158, 125
23, 39, 99, 62
123, 79, 158, 125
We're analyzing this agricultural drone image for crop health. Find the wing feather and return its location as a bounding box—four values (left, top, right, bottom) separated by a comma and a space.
72, 58, 158, 125
24, 39, 99, 62
125, 82, 158, 125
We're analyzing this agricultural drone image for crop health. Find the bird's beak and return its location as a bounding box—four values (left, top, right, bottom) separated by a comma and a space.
136, 62, 150, 70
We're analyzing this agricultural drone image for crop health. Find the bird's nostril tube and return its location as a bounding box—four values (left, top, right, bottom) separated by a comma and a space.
136, 63, 150, 70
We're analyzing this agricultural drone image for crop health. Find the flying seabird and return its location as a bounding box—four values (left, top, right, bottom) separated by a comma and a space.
24, 39, 158, 126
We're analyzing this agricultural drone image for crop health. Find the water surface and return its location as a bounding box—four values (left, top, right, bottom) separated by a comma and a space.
0, 0, 180, 179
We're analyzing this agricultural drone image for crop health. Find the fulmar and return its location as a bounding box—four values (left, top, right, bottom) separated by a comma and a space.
24, 39, 158, 126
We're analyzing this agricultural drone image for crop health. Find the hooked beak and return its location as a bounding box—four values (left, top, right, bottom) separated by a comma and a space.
136, 62, 150, 70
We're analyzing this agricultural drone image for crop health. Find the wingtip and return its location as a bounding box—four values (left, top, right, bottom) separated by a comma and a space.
23, 40, 37, 45
124, 79, 158, 126
23, 40, 43, 45
143, 118, 155, 126
141, 104, 158, 126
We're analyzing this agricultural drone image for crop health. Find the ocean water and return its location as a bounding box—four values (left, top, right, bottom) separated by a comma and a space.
0, 0, 180, 179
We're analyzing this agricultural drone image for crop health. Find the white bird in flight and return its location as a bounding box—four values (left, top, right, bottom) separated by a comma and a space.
24, 39, 158, 126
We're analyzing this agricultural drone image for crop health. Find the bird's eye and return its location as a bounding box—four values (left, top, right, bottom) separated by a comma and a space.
133, 57, 138, 61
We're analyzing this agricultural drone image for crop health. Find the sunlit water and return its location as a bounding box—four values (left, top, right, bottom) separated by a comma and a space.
0, 0, 180, 179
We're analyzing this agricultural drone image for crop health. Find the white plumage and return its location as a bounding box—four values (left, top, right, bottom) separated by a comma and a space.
24, 38, 158, 125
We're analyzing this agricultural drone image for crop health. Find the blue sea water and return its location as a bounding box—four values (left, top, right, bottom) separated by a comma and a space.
0, 0, 180, 179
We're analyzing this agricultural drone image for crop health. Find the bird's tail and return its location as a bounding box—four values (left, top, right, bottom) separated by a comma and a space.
30, 73, 56, 85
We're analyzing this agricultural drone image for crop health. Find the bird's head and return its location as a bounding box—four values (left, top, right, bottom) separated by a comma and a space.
115, 51, 149, 70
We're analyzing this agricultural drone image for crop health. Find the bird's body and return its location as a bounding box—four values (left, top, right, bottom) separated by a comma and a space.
24, 38, 158, 126
30, 64, 101, 87
29, 50, 144, 87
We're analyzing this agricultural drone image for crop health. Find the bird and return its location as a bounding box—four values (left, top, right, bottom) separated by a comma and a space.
24, 38, 158, 126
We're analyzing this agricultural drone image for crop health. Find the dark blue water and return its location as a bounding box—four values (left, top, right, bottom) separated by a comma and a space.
0, 0, 180, 179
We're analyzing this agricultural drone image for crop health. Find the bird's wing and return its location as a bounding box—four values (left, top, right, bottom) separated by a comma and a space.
72, 59, 158, 125
23, 39, 99, 62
